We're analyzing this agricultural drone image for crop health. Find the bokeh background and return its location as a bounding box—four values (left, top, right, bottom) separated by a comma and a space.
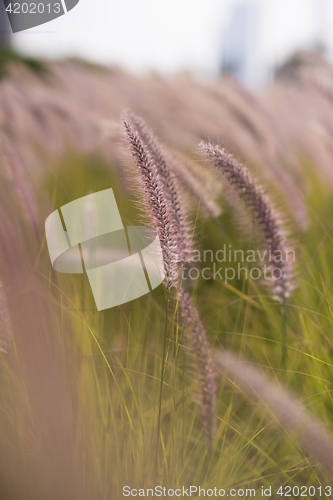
2, 0, 333, 86
1, 2, 333, 499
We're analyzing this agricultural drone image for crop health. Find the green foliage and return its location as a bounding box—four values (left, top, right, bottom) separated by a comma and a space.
0, 48, 46, 79
1, 153, 333, 498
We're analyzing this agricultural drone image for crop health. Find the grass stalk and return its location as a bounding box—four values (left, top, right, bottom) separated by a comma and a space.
281, 299, 287, 367
156, 291, 170, 469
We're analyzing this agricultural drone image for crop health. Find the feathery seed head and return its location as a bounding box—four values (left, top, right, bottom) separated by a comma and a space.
125, 111, 192, 264
123, 117, 181, 290
200, 141, 294, 302
216, 351, 333, 480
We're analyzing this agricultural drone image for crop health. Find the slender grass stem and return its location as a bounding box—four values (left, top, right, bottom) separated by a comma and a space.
281, 300, 287, 367
157, 291, 170, 469
182, 354, 186, 470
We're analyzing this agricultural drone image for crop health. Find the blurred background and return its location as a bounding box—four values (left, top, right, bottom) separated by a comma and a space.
2, 1, 333, 499
1, 0, 333, 87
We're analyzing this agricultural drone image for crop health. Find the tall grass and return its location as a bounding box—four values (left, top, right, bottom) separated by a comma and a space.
1, 53, 333, 499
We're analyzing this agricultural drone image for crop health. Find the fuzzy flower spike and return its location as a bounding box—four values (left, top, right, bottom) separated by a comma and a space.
126, 111, 192, 264
200, 142, 294, 303
123, 116, 181, 291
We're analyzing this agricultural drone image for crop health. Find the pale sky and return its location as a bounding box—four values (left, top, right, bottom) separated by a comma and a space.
10, 0, 333, 81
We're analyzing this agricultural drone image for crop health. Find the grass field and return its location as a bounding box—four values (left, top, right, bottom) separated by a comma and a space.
1, 52, 333, 499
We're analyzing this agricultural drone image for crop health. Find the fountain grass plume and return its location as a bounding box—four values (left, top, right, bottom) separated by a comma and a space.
126, 111, 192, 264
123, 119, 181, 292
178, 288, 217, 452
200, 142, 294, 303
216, 351, 333, 480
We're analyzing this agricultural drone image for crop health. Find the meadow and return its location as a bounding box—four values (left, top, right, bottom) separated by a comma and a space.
1, 49, 333, 499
